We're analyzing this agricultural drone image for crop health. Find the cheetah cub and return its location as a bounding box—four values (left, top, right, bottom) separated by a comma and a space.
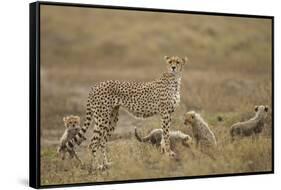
134, 127, 193, 151
230, 105, 269, 141
184, 111, 217, 159
184, 111, 217, 148
57, 115, 86, 164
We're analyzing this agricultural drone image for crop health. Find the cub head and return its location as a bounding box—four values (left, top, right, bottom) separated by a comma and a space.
164, 56, 188, 74
182, 135, 193, 147
63, 115, 80, 130
184, 111, 196, 126
254, 105, 269, 119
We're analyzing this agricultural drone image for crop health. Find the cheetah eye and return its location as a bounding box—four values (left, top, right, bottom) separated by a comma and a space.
176, 61, 180, 64
168, 60, 172, 64
191, 115, 194, 119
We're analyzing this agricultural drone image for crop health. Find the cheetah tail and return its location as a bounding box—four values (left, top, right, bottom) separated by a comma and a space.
134, 127, 144, 142
229, 128, 236, 142
66, 98, 93, 150
134, 127, 151, 143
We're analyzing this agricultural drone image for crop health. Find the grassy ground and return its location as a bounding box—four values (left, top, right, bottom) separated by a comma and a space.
40, 5, 272, 186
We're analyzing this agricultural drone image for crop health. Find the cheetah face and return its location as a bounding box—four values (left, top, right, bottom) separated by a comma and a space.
254, 105, 269, 119
63, 115, 81, 131
184, 111, 196, 126
183, 136, 192, 144
164, 56, 188, 74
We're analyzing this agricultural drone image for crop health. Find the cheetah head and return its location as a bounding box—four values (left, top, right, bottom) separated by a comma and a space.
164, 56, 188, 74
254, 105, 269, 120
182, 135, 193, 147
63, 115, 81, 131
184, 111, 196, 126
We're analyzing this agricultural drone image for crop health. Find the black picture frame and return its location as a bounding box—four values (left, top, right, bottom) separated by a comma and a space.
29, 1, 274, 188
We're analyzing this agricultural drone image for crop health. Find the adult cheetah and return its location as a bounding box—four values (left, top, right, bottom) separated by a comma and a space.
66, 56, 188, 169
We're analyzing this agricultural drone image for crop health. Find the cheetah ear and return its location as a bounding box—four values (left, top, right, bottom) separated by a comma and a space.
76, 116, 81, 124
265, 106, 269, 112
254, 106, 258, 112
164, 56, 170, 61
191, 113, 195, 119
183, 57, 189, 64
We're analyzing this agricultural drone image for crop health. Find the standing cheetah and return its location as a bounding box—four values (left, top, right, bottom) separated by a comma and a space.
66, 56, 188, 170
230, 105, 269, 141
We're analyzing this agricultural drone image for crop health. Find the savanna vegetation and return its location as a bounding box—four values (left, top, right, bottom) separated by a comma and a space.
40, 5, 272, 186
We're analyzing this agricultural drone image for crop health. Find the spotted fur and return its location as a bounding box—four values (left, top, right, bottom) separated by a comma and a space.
66, 56, 188, 170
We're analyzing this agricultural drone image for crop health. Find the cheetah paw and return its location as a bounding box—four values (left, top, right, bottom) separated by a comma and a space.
97, 161, 112, 171
97, 164, 108, 171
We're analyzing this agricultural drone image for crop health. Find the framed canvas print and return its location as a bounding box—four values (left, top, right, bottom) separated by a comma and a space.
29, 1, 274, 188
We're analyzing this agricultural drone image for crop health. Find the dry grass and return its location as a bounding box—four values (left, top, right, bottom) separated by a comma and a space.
39, 5, 272, 186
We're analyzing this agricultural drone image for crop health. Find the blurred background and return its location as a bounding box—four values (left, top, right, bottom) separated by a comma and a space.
40, 5, 272, 184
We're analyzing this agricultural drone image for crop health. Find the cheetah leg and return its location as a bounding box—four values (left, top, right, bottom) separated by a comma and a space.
98, 134, 111, 170
89, 124, 102, 171
60, 149, 66, 160
160, 113, 176, 157
107, 106, 119, 141
98, 107, 119, 170
68, 149, 83, 165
